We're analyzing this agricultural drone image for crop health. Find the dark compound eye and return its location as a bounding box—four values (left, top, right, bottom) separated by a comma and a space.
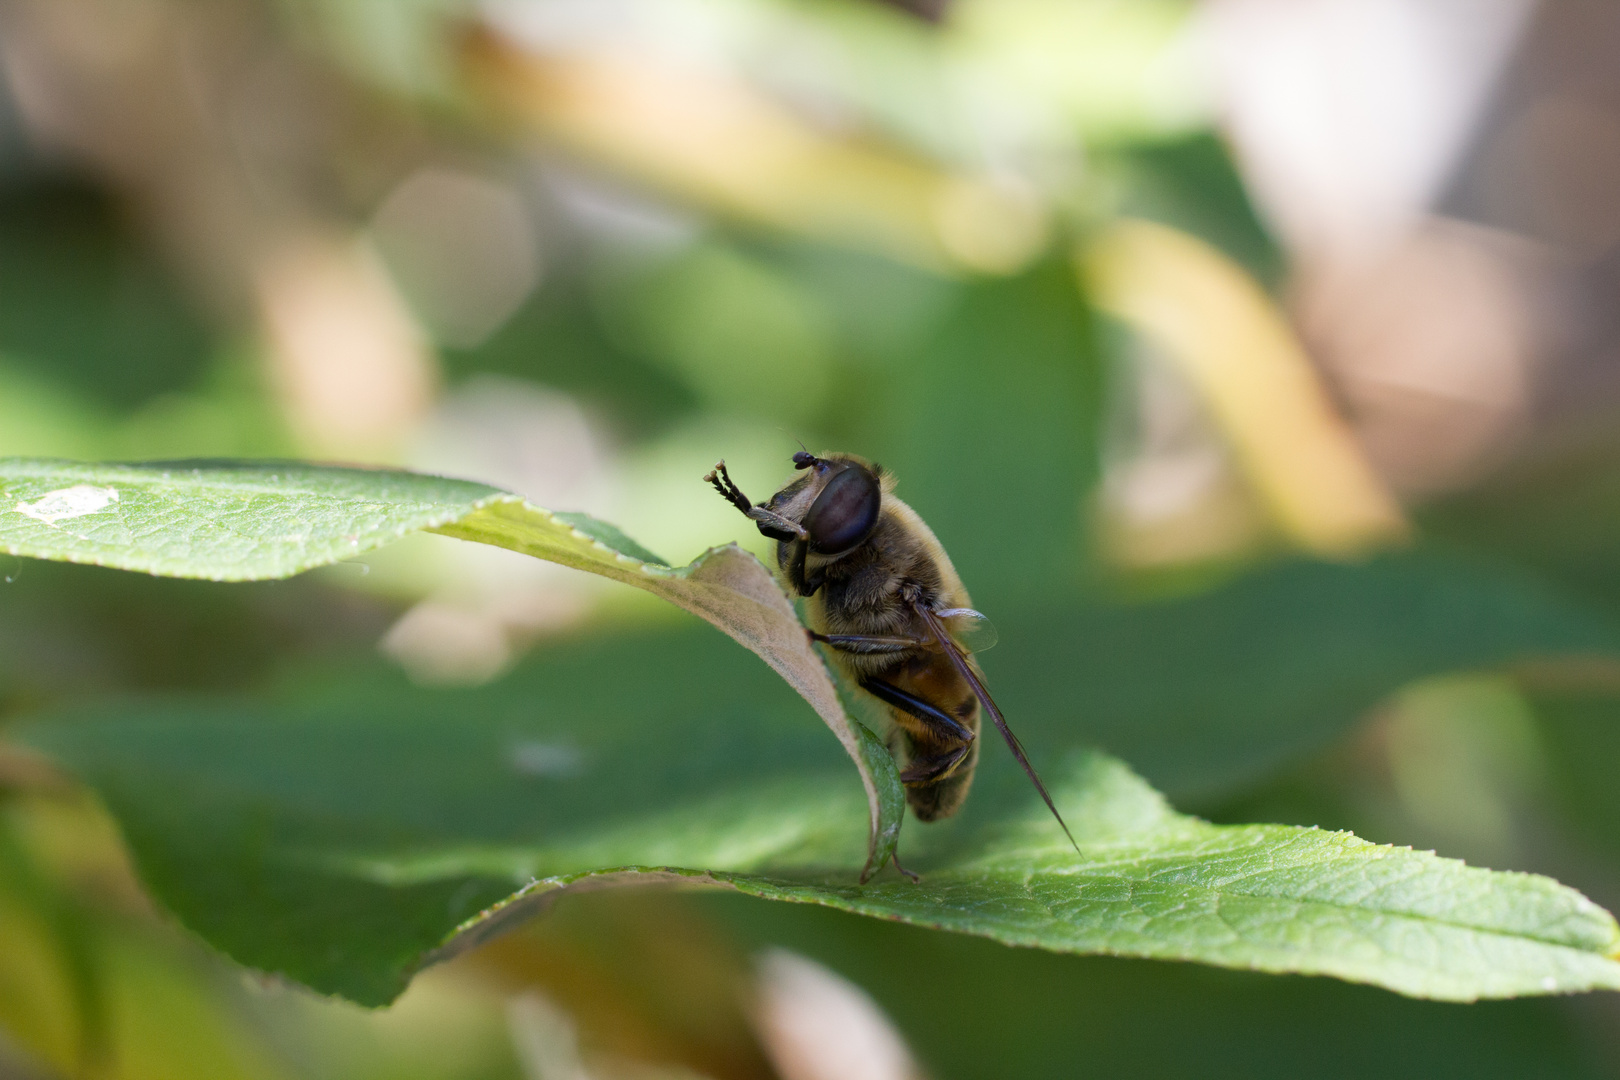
804, 464, 880, 554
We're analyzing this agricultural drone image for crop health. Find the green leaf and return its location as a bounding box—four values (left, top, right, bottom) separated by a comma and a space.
0, 185, 213, 411
1531, 690, 1620, 868
433, 501, 900, 876
0, 459, 503, 580
694, 888, 1608, 1080
17, 630, 1620, 1006
777, 755, 1620, 1004
1104, 133, 1286, 292
10, 459, 1620, 1007
870, 259, 1101, 613
1422, 433, 1620, 613
0, 458, 900, 878
992, 552, 1620, 802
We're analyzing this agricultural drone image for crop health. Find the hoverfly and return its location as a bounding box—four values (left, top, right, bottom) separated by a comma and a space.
705, 451, 1076, 854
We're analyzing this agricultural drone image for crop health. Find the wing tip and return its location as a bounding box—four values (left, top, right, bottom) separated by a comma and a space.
914, 601, 1081, 856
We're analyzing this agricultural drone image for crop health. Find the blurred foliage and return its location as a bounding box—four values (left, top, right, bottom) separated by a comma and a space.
0, 182, 212, 410
1103, 133, 1286, 292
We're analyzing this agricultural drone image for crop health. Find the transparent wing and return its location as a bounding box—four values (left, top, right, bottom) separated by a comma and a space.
935, 607, 998, 653
913, 603, 1078, 853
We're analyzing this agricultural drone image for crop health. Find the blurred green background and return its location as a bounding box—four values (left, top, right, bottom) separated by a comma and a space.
6, 0, 1620, 1075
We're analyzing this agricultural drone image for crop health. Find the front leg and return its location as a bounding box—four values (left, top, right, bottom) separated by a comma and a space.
747, 506, 807, 543
703, 461, 807, 543
787, 538, 815, 597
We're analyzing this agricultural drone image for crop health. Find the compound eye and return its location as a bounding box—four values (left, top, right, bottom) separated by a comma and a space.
804, 464, 880, 555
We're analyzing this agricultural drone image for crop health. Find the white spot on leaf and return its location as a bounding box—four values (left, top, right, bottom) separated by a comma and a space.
14, 485, 120, 525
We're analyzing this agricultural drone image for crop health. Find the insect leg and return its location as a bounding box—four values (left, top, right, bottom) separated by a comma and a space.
898, 742, 972, 785
702, 460, 754, 516
859, 677, 974, 744
809, 631, 926, 655
748, 506, 807, 541
786, 538, 813, 596
862, 677, 975, 789
703, 460, 807, 543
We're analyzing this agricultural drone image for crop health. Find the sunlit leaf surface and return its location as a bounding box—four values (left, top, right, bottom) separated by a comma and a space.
18, 632, 1620, 1006
0, 460, 502, 580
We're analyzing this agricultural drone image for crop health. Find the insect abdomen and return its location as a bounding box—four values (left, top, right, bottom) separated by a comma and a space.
873, 652, 982, 821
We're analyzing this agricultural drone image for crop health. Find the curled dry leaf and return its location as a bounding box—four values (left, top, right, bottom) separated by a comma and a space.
0, 459, 901, 877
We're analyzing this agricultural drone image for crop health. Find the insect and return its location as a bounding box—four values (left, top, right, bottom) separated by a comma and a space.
704, 451, 1076, 853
